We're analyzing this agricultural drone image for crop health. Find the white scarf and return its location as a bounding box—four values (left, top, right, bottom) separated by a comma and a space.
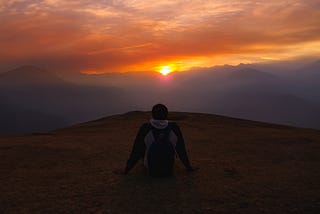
150, 118, 168, 129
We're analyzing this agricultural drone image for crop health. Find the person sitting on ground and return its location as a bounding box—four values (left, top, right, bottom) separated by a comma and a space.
114, 104, 197, 177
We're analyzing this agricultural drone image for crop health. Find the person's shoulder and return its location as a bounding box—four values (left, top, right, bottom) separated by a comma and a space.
140, 122, 152, 130
136, 122, 152, 135
168, 121, 180, 130
168, 122, 183, 137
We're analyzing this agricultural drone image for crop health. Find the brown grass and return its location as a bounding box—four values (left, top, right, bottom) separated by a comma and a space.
0, 111, 320, 213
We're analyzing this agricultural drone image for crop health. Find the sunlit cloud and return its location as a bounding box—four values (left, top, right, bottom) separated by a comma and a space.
0, 0, 319, 73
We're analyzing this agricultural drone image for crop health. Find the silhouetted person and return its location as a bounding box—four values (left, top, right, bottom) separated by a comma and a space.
114, 104, 197, 177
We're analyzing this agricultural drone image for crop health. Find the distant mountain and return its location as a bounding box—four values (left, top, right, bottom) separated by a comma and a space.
0, 66, 132, 134
1, 61, 320, 134
296, 60, 320, 76
280, 60, 320, 102
228, 68, 276, 82
0, 65, 65, 86
151, 66, 320, 129
63, 71, 160, 88
208, 92, 320, 129
0, 97, 67, 134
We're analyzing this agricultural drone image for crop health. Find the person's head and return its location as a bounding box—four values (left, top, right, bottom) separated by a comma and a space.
152, 104, 168, 120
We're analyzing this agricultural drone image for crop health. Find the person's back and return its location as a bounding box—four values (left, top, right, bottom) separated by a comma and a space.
147, 122, 175, 177
114, 104, 197, 177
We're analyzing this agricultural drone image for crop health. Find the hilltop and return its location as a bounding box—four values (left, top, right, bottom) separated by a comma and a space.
0, 111, 320, 213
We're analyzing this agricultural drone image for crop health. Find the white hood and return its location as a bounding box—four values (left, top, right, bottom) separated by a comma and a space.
150, 118, 168, 129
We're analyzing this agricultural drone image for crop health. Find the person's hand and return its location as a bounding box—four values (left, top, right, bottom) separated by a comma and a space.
113, 168, 127, 175
187, 166, 199, 172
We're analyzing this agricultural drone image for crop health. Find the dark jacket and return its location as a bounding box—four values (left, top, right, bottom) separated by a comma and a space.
125, 121, 192, 174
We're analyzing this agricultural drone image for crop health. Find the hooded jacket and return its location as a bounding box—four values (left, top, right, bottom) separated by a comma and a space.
125, 119, 192, 174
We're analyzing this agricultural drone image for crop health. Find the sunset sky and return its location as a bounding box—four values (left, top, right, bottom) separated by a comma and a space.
1, 0, 320, 73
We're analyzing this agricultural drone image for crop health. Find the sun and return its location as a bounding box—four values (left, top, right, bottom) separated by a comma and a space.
159, 65, 172, 76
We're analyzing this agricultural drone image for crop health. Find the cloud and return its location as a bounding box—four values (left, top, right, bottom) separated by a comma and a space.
0, 0, 320, 73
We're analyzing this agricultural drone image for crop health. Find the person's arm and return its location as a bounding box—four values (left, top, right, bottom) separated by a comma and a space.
123, 123, 149, 174
172, 123, 194, 171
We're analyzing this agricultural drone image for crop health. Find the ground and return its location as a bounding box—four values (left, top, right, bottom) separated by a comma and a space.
0, 111, 320, 213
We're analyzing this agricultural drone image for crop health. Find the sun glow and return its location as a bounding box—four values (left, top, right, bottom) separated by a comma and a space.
158, 65, 173, 75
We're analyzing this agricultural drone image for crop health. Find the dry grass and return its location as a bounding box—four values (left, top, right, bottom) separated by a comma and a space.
0, 111, 320, 213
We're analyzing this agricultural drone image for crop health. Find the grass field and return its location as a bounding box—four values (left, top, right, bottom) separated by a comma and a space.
1, 111, 320, 213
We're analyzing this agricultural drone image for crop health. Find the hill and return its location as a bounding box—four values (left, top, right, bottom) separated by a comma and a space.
0, 111, 320, 213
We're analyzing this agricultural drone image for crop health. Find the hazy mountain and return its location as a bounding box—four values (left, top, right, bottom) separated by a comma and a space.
75, 61, 320, 129
0, 97, 67, 134
0, 66, 131, 134
229, 68, 275, 80
294, 60, 320, 78
1, 60, 320, 134
0, 65, 66, 87
157, 65, 320, 129
61, 70, 161, 88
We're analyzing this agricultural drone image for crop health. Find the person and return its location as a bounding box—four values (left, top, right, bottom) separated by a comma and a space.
114, 104, 197, 177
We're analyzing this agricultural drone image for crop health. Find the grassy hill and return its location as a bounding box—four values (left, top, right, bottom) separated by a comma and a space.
0, 111, 320, 213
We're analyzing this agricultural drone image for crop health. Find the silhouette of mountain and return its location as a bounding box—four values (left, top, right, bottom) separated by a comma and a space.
0, 97, 67, 134
0, 66, 131, 134
1, 111, 319, 213
209, 92, 320, 128
1, 62, 320, 134
297, 60, 320, 77
222, 68, 283, 93
228, 68, 276, 81
280, 60, 320, 103
149, 66, 320, 129
0, 65, 65, 86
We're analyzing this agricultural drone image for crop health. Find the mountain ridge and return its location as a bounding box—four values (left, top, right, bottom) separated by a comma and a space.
0, 65, 65, 86
1, 61, 320, 133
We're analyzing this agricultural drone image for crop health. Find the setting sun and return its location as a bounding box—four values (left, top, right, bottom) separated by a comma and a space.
159, 66, 173, 76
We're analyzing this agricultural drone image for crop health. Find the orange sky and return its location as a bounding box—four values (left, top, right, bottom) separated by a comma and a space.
0, 0, 320, 73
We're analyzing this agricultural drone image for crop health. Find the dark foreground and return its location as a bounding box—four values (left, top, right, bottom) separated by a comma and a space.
0, 111, 320, 213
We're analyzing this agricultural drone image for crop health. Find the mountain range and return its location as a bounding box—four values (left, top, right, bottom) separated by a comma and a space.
0, 60, 320, 134
0, 66, 131, 134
